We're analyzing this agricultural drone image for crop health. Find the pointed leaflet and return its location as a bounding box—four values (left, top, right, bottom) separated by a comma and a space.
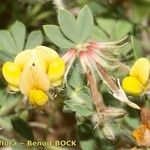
0, 30, 18, 56
0, 90, 20, 117
131, 36, 143, 59
11, 21, 26, 51
58, 10, 78, 43
96, 18, 115, 35
115, 20, 132, 39
77, 5, 94, 43
68, 62, 84, 90
64, 90, 93, 117
25, 30, 43, 49
43, 25, 75, 49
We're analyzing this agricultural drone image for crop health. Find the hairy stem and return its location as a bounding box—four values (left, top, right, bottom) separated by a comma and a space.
96, 63, 118, 92
86, 73, 106, 113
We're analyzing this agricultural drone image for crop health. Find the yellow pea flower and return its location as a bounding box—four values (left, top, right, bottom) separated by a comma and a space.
14, 46, 59, 72
122, 58, 150, 96
48, 57, 65, 83
122, 76, 144, 96
2, 61, 21, 91
2, 46, 65, 106
2, 46, 64, 91
19, 66, 50, 106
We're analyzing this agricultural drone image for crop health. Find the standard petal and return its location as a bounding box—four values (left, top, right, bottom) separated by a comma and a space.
19, 66, 50, 95
2, 61, 21, 87
130, 58, 150, 85
33, 46, 59, 72
14, 49, 33, 71
48, 57, 65, 82
122, 76, 144, 96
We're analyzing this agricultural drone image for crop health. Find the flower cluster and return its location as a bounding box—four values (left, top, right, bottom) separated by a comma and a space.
2, 46, 65, 107
62, 36, 140, 109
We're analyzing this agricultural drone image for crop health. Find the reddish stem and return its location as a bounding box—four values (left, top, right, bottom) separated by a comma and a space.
96, 63, 118, 92
86, 73, 106, 113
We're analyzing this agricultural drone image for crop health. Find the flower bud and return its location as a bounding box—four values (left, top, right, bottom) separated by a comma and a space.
102, 107, 126, 119
102, 123, 115, 141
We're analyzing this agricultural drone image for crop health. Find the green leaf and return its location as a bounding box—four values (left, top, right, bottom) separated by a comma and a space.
25, 30, 43, 49
77, 5, 94, 43
0, 117, 12, 130
96, 18, 133, 40
124, 116, 140, 129
96, 18, 115, 35
131, 36, 143, 59
11, 116, 34, 141
0, 30, 18, 56
43, 25, 75, 49
92, 26, 108, 41
64, 90, 93, 117
64, 100, 93, 117
31, 11, 51, 25
0, 91, 21, 117
58, 10, 78, 43
68, 62, 84, 91
11, 21, 26, 51
78, 121, 96, 150
115, 20, 132, 39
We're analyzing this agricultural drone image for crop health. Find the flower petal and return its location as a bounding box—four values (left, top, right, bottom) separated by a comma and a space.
32, 46, 59, 72
2, 61, 21, 87
132, 125, 150, 147
48, 57, 65, 82
29, 89, 48, 106
14, 50, 33, 71
122, 76, 144, 96
19, 66, 50, 95
130, 58, 150, 85
8, 84, 20, 92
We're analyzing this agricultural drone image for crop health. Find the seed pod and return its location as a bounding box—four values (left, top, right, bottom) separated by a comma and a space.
102, 107, 126, 119
102, 123, 115, 141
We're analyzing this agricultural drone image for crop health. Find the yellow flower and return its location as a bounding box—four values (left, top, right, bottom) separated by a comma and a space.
2, 46, 66, 106
19, 66, 50, 106
48, 57, 65, 84
2, 46, 65, 91
2, 61, 21, 91
122, 58, 150, 96
14, 46, 59, 72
